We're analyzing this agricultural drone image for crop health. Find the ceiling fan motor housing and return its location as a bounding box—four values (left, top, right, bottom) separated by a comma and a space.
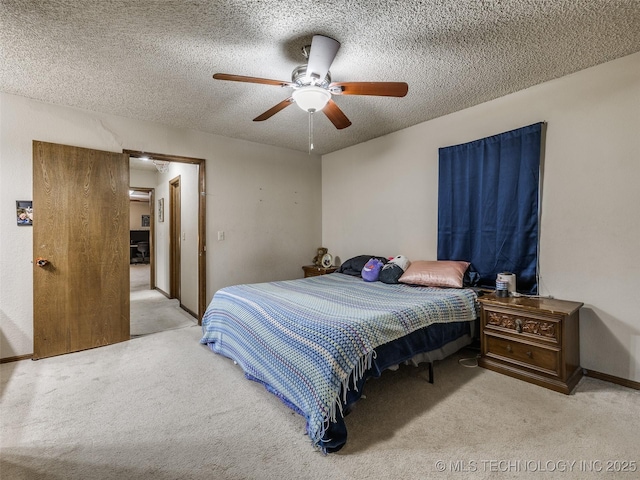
292, 65, 331, 88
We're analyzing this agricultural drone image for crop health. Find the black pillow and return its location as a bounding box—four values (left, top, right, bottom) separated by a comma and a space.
379, 263, 405, 284
463, 264, 480, 287
337, 255, 387, 277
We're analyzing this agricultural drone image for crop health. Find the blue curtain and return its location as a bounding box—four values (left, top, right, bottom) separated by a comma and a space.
437, 123, 543, 294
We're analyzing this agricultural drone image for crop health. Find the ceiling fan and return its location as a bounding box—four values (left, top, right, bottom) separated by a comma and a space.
212, 35, 409, 130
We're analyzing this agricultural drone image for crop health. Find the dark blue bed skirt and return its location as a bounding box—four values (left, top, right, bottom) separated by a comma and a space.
246, 319, 473, 452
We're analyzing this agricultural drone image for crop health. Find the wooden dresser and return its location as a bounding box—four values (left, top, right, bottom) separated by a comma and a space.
478, 294, 583, 394
302, 265, 337, 278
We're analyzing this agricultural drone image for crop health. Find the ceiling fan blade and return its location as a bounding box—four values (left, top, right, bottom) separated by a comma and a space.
330, 82, 409, 97
323, 99, 352, 130
213, 73, 293, 88
306, 35, 340, 83
253, 98, 294, 122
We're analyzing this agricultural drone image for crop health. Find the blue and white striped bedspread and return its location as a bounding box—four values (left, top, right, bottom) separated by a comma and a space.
200, 273, 478, 449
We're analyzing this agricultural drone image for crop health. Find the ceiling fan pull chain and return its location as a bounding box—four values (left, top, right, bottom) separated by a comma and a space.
308, 110, 314, 154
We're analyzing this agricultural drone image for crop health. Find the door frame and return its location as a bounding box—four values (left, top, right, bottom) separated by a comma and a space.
124, 149, 206, 323
169, 175, 181, 301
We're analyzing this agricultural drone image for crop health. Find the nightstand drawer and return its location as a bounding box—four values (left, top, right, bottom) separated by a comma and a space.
484, 333, 560, 376
302, 265, 337, 278
484, 309, 560, 344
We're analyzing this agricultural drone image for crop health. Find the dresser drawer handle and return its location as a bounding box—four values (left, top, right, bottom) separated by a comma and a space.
506, 344, 512, 353
526, 351, 532, 358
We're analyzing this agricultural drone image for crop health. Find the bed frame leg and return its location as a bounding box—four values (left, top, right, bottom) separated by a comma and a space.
427, 362, 434, 384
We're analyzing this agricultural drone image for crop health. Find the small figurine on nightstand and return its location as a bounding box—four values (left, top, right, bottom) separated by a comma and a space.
312, 247, 328, 267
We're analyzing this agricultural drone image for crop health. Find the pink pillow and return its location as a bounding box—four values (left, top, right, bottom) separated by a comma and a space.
398, 260, 470, 288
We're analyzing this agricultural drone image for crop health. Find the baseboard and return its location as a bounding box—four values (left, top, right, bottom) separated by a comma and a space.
180, 304, 198, 319
584, 369, 640, 390
155, 287, 170, 298
155, 288, 197, 320
1, 353, 33, 364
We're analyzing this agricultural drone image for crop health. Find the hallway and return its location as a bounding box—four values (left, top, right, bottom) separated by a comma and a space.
130, 264, 197, 337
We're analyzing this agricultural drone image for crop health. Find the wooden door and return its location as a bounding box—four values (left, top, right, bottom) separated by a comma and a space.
33, 141, 130, 359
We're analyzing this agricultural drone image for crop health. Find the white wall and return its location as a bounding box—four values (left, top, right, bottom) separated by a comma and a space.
323, 52, 640, 382
130, 168, 157, 189
0, 93, 322, 358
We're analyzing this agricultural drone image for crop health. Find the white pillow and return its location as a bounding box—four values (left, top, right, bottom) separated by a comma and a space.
388, 255, 410, 271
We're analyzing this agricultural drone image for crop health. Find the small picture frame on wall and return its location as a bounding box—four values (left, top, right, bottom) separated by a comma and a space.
158, 198, 164, 222
16, 200, 33, 226
141, 215, 150, 227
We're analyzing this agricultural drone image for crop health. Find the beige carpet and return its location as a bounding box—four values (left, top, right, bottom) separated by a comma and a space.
1, 324, 638, 480
130, 264, 197, 337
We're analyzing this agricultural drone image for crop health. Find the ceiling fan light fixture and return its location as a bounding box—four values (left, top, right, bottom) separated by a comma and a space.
292, 86, 331, 112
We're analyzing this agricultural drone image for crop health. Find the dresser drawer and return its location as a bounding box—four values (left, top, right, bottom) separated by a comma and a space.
484, 308, 560, 344
484, 333, 560, 377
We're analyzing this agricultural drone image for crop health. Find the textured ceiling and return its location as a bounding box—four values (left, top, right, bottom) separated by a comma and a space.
1, 1, 639, 155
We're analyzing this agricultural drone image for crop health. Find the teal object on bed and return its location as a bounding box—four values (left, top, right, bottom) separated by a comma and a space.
200, 273, 478, 451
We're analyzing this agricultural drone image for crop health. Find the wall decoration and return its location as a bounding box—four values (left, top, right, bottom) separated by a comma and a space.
158, 198, 164, 222
141, 214, 150, 227
16, 200, 33, 226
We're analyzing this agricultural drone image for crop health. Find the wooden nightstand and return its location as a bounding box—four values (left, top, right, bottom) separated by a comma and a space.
478, 293, 583, 394
302, 265, 337, 278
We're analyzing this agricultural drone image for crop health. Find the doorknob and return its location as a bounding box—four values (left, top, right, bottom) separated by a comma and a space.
35, 257, 49, 267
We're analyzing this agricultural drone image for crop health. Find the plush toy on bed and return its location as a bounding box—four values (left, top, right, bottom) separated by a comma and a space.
379, 255, 411, 284
361, 258, 385, 282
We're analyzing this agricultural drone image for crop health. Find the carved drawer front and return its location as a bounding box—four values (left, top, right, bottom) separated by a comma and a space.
485, 310, 559, 343
485, 334, 559, 376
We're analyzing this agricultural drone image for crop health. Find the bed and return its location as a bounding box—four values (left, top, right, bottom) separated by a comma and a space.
200, 271, 478, 452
